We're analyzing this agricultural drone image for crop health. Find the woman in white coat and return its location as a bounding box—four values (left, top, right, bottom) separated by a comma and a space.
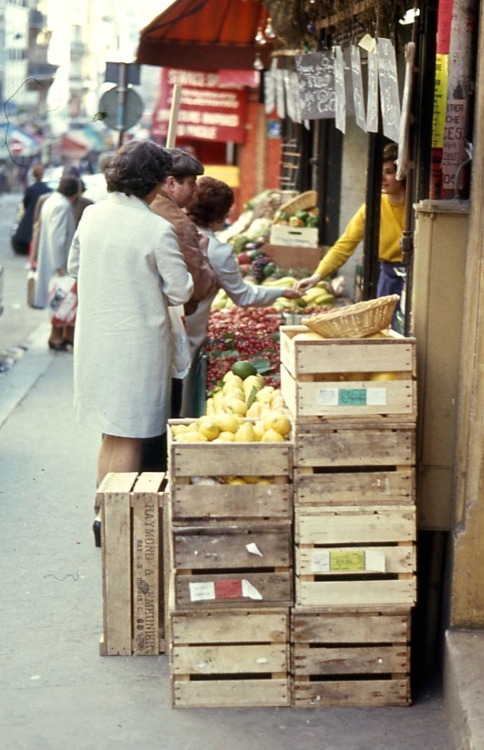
181, 176, 301, 416
67, 140, 193, 498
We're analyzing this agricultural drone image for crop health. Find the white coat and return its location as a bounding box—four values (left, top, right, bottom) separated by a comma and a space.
67, 192, 194, 438
34, 191, 76, 309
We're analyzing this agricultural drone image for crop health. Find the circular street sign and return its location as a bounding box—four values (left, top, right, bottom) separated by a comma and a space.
97, 86, 144, 131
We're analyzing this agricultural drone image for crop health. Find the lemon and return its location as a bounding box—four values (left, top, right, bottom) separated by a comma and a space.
253, 421, 265, 441
242, 476, 259, 484
369, 372, 400, 381
198, 417, 221, 441
235, 422, 256, 442
219, 431, 236, 441
257, 478, 273, 484
293, 332, 324, 340
246, 402, 261, 418
222, 376, 243, 393
176, 431, 208, 442
261, 428, 286, 443
227, 477, 246, 485
213, 413, 241, 433
263, 413, 291, 437
256, 386, 275, 403
171, 424, 189, 436
225, 399, 248, 416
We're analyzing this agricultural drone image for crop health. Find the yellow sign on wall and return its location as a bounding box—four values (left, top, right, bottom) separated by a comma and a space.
204, 164, 240, 188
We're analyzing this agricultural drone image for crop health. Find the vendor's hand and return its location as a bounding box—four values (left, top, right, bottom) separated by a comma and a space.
295, 273, 321, 293
282, 288, 304, 299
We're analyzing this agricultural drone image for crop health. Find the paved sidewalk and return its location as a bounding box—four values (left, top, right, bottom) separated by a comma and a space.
0, 337, 453, 750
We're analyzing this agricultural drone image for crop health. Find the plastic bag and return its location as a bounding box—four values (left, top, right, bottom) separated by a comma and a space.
169, 305, 191, 379
48, 275, 78, 325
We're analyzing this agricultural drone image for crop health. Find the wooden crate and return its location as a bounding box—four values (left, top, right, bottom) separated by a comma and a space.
280, 325, 416, 379
292, 608, 411, 707
295, 467, 416, 507
97, 472, 167, 656
168, 420, 293, 521
170, 607, 290, 707
293, 420, 416, 468
281, 363, 417, 420
170, 521, 293, 609
295, 505, 416, 608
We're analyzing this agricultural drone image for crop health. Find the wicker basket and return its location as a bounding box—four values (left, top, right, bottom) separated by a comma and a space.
279, 190, 317, 215
302, 295, 400, 339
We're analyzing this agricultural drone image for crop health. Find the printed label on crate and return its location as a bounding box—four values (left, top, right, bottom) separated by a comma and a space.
310, 549, 386, 573
317, 387, 387, 407
188, 579, 263, 601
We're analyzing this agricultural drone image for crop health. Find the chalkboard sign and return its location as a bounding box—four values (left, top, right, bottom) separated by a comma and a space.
295, 52, 335, 120
367, 50, 379, 132
334, 46, 346, 134
377, 38, 401, 143
351, 46, 367, 132
275, 67, 286, 119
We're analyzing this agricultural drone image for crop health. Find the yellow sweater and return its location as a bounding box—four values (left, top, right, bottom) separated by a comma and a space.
315, 195, 405, 279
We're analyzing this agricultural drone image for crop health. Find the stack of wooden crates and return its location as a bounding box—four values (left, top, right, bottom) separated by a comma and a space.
166, 430, 294, 707
280, 325, 417, 707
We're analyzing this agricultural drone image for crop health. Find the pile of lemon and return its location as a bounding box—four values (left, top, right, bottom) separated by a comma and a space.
171, 361, 291, 444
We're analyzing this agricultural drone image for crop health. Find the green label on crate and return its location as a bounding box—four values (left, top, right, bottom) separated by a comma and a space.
330, 550, 366, 572
338, 388, 367, 406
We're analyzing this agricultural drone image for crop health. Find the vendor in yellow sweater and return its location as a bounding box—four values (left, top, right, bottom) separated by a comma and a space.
295, 143, 406, 299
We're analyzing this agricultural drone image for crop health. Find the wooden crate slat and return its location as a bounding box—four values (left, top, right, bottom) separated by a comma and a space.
292, 611, 409, 643
168, 426, 293, 478
131, 475, 162, 655
296, 578, 416, 607
175, 571, 293, 608
293, 644, 409, 675
280, 326, 416, 378
172, 484, 292, 520
282, 364, 417, 419
101, 484, 133, 656
296, 506, 416, 545
294, 426, 415, 467
295, 469, 415, 506
297, 544, 415, 576
173, 678, 290, 707
171, 610, 289, 644
173, 643, 288, 674
292, 678, 410, 707
173, 523, 292, 570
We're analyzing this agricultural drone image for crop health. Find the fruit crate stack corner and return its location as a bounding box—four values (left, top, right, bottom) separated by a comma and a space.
280, 326, 417, 707
166, 420, 294, 708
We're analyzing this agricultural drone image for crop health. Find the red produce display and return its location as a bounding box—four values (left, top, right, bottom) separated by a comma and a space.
204, 307, 282, 394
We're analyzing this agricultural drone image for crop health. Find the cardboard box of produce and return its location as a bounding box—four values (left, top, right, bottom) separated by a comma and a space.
263, 243, 323, 271
270, 225, 319, 248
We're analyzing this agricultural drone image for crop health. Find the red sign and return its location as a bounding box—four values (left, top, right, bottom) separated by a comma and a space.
152, 68, 248, 144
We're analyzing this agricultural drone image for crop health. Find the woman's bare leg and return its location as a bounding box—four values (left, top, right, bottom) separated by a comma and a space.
97, 435, 142, 488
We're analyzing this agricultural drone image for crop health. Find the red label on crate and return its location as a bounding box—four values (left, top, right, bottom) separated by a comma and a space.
214, 579, 243, 599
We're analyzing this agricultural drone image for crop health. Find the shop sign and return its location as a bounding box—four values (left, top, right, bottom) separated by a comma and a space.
152, 68, 247, 143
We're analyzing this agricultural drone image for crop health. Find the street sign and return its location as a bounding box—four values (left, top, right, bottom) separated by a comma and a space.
97, 85, 144, 131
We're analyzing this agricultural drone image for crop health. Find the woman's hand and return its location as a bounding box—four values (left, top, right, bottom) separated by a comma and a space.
282, 288, 304, 299
295, 273, 322, 292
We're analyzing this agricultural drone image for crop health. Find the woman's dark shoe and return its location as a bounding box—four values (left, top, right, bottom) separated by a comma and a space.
48, 340, 69, 351
93, 518, 101, 548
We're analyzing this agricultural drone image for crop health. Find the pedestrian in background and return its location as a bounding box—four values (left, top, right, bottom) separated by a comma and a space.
67, 140, 193, 527
11, 164, 51, 255
34, 175, 81, 350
